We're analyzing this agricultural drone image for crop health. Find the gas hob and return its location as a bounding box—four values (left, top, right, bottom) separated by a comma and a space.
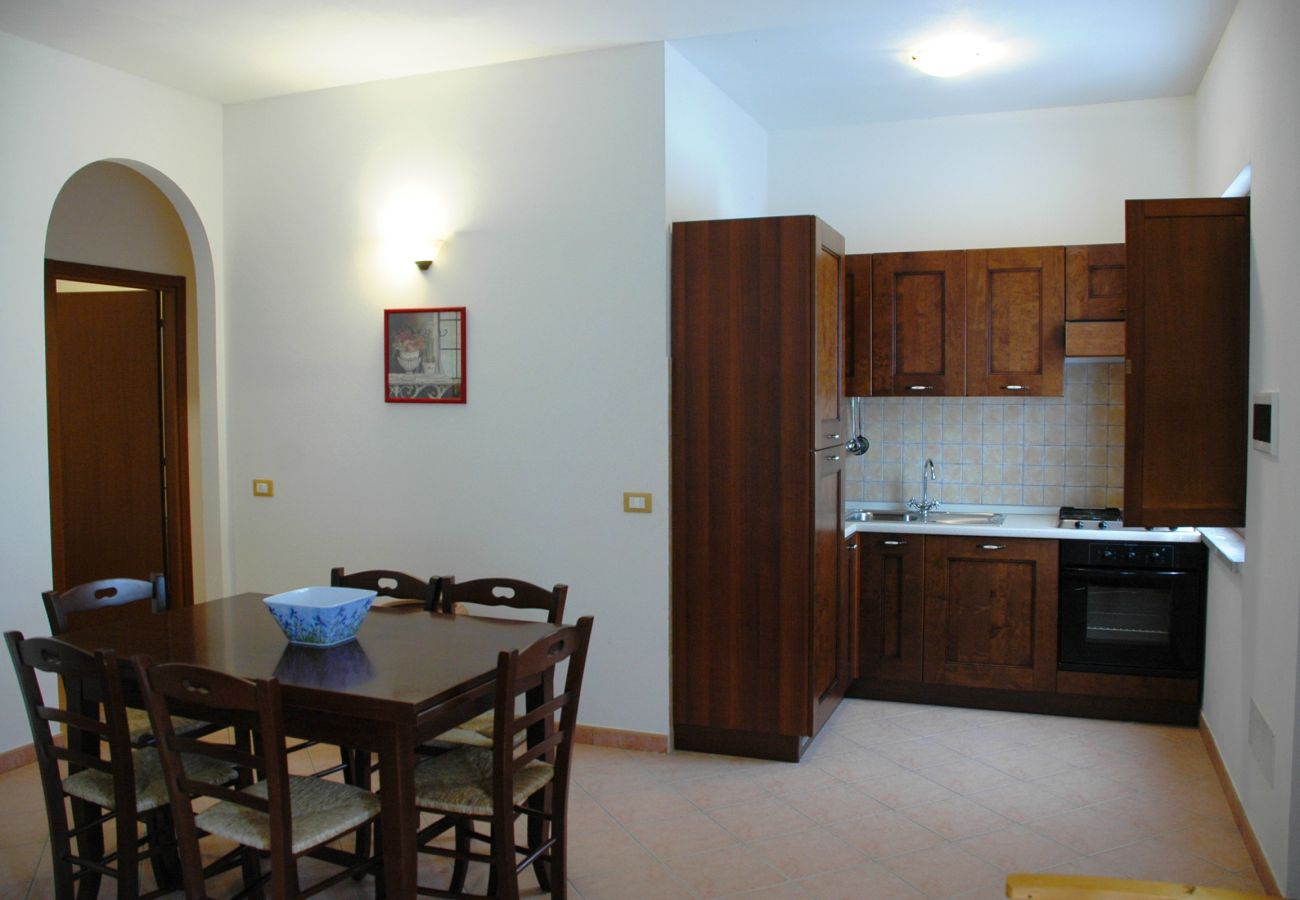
1058, 506, 1123, 530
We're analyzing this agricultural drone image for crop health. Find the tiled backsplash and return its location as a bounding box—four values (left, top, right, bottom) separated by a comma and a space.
846, 362, 1124, 508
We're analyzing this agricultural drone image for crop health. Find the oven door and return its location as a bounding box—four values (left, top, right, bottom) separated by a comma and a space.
1058, 566, 1205, 677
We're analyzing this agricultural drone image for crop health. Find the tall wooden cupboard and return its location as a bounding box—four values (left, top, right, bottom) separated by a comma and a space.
671, 215, 848, 762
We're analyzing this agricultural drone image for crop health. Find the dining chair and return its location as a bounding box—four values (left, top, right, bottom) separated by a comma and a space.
1005, 873, 1271, 900
4, 631, 234, 900
330, 566, 441, 611
431, 577, 569, 748
133, 656, 383, 899
42, 574, 216, 747
412, 615, 593, 899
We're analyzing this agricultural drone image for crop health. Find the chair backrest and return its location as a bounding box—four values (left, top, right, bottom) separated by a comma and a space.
133, 657, 293, 897
489, 616, 593, 828
42, 574, 167, 635
330, 567, 439, 610
438, 577, 568, 624
4, 632, 137, 842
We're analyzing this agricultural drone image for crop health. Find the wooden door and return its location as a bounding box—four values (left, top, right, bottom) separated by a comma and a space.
1066, 244, 1126, 321
871, 251, 966, 395
966, 247, 1064, 396
811, 449, 846, 735
1124, 199, 1249, 527
45, 261, 191, 605
813, 219, 846, 449
859, 532, 925, 682
844, 254, 872, 396
923, 536, 1057, 691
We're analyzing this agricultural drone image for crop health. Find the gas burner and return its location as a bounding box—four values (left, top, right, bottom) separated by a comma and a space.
1058, 506, 1124, 530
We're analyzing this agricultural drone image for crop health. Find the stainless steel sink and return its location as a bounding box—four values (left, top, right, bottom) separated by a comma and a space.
845, 510, 1004, 526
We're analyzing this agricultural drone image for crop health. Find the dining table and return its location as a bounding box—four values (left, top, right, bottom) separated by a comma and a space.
59, 592, 565, 898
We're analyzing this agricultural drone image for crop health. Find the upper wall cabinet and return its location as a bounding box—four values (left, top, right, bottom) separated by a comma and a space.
966, 247, 1064, 396
1124, 198, 1249, 527
1066, 243, 1126, 320
870, 250, 967, 396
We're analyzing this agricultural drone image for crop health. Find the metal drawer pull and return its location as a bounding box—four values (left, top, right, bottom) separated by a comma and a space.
824, 454, 841, 461
978, 543, 1006, 551
882, 540, 907, 546
907, 385, 935, 391
825, 433, 841, 440
1002, 384, 1027, 391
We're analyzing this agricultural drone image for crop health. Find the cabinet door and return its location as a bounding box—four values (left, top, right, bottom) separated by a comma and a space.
844, 533, 861, 680
813, 220, 846, 448
844, 254, 871, 397
811, 450, 847, 735
871, 251, 966, 396
923, 536, 1058, 691
966, 247, 1064, 396
859, 532, 925, 682
1125, 199, 1249, 527
1066, 244, 1126, 321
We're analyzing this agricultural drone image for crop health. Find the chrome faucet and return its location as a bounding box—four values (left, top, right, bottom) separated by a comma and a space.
907, 458, 940, 518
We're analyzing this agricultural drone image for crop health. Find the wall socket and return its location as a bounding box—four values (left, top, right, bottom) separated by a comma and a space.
623, 492, 652, 513
253, 479, 274, 497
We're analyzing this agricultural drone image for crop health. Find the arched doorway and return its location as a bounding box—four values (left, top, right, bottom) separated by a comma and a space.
44, 161, 207, 606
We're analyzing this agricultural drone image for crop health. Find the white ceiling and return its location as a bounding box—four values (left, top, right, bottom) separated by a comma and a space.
0, 0, 1237, 130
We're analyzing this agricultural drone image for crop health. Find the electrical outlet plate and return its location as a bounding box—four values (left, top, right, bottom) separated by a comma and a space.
623, 492, 652, 513
253, 479, 274, 497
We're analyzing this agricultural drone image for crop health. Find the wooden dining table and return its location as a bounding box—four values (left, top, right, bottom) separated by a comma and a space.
59, 592, 564, 898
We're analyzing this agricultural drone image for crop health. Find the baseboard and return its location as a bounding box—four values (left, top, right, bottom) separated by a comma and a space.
0, 742, 36, 774
574, 724, 667, 754
1199, 714, 1282, 896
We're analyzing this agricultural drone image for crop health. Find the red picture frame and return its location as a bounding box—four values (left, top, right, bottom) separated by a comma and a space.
384, 307, 466, 404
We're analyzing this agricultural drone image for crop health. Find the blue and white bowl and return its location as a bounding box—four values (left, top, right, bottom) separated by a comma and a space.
263, 586, 376, 648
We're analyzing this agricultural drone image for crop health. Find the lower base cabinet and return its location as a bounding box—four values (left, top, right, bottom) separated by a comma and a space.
859, 533, 924, 682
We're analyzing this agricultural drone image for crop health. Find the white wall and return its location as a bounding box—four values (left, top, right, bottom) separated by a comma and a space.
665, 45, 768, 223
1193, 0, 1300, 891
0, 30, 225, 752
222, 44, 672, 736
769, 97, 1195, 252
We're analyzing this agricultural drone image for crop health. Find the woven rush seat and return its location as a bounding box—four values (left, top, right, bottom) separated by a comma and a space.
197, 775, 381, 855
125, 707, 209, 744
64, 747, 234, 813
414, 746, 554, 816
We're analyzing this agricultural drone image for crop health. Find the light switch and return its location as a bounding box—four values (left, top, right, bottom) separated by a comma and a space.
253, 479, 274, 497
623, 492, 652, 513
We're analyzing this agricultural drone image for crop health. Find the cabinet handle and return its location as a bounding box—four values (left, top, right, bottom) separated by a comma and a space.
977, 543, 1006, 551
825, 433, 841, 440
882, 539, 907, 546
824, 454, 841, 461
907, 385, 935, 392
1002, 385, 1027, 391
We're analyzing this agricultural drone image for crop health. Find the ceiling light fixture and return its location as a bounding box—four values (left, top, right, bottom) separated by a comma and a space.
909, 34, 990, 78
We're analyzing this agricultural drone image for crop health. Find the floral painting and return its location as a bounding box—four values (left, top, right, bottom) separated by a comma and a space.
384, 307, 466, 403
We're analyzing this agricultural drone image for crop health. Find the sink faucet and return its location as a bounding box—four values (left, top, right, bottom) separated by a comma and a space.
907, 458, 940, 518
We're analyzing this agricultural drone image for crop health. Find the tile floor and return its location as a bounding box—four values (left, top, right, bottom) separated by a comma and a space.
0, 699, 1266, 899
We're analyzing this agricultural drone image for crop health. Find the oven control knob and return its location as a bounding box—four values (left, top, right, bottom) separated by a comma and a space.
1074, 520, 1083, 529
1125, 548, 1141, 563
1098, 521, 1109, 530
1098, 546, 1118, 562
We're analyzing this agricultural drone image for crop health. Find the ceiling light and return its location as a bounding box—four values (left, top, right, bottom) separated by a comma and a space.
909, 34, 990, 78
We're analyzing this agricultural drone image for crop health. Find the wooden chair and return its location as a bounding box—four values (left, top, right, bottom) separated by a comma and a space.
42, 575, 209, 747
412, 616, 593, 898
133, 656, 382, 899
330, 566, 440, 611
1005, 874, 1272, 900
432, 578, 568, 748
4, 631, 233, 900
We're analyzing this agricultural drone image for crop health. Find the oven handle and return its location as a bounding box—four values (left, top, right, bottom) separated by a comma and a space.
1061, 566, 1199, 581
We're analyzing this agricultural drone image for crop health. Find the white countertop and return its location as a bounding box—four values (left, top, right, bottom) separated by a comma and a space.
844, 504, 1204, 544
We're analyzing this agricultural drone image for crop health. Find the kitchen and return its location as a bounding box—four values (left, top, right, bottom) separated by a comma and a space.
1, 0, 1298, 895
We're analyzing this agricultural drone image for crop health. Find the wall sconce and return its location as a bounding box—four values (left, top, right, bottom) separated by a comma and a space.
415, 240, 445, 271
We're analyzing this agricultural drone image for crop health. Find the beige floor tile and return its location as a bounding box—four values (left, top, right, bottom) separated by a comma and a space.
1152, 819, 1255, 873
827, 810, 945, 860
857, 770, 961, 810
661, 844, 788, 898
624, 809, 739, 860
0, 838, 43, 896
747, 827, 867, 879
722, 881, 811, 898
918, 759, 1019, 796
901, 796, 1012, 841
936, 727, 1025, 758
837, 720, 924, 749
707, 796, 818, 843
1087, 836, 1237, 885
572, 855, 699, 899
1028, 806, 1146, 856
975, 744, 1075, 781
596, 783, 702, 825
873, 738, 969, 771
881, 842, 1005, 898
968, 781, 1080, 824
749, 764, 838, 797
957, 823, 1084, 872
814, 751, 908, 786
781, 782, 890, 826
796, 860, 927, 900
1085, 792, 1206, 837
675, 773, 773, 810
1028, 767, 1134, 806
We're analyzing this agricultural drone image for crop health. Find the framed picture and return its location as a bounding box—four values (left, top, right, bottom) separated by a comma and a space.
385, 307, 466, 403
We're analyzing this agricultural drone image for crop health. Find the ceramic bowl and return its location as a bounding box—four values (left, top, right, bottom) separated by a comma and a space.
263, 586, 376, 647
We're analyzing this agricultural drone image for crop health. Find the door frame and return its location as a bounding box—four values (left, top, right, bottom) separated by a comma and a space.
44, 258, 193, 607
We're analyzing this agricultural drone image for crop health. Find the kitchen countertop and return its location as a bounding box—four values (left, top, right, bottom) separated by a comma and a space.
844, 504, 1204, 544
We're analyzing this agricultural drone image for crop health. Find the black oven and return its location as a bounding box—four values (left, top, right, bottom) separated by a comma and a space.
1058, 541, 1208, 678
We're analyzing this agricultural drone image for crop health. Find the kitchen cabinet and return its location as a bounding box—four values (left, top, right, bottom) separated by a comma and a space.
670, 215, 847, 762
966, 247, 1064, 396
869, 250, 966, 396
844, 533, 861, 681
1124, 198, 1249, 527
1065, 243, 1126, 321
922, 535, 1058, 692
844, 254, 872, 396
858, 531, 924, 682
